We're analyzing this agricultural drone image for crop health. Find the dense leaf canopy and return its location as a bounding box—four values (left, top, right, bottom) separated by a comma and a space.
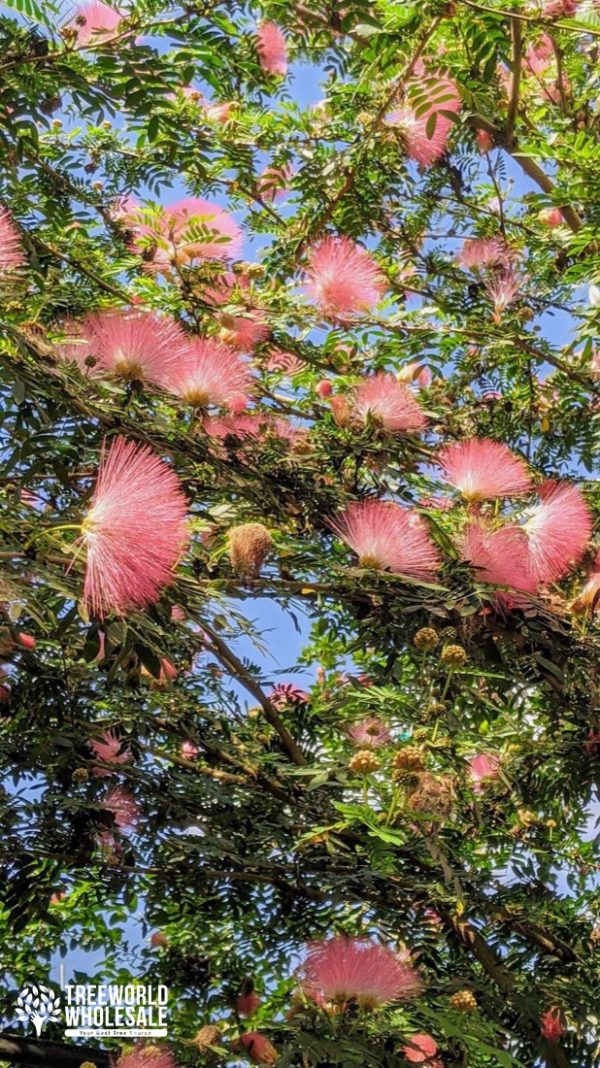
0, 0, 598, 1066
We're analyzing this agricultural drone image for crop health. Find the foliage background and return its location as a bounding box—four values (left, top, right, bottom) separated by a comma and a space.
0, 0, 598, 1065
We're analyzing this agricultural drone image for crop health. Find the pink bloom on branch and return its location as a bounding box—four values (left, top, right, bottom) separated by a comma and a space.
115, 1043, 176, 1068
89, 730, 131, 777
438, 438, 533, 501
218, 311, 269, 352
462, 521, 537, 602
402, 1033, 439, 1063
540, 1006, 566, 1042
525, 34, 555, 75
521, 481, 592, 584
469, 753, 500, 792
160, 337, 252, 408
256, 163, 293, 202
128, 198, 242, 270
457, 237, 512, 270
542, 0, 578, 16
81, 437, 189, 618
304, 236, 386, 318
238, 1032, 278, 1065
347, 716, 391, 749
78, 309, 188, 384
256, 22, 288, 75
329, 500, 441, 581
297, 936, 422, 1009
269, 682, 310, 707
103, 786, 140, 832
485, 266, 522, 321
388, 69, 461, 167
180, 740, 199, 759
353, 373, 426, 434
0, 207, 26, 275
70, 1, 123, 44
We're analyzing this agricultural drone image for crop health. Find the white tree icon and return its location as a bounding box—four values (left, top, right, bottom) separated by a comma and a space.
15, 983, 61, 1037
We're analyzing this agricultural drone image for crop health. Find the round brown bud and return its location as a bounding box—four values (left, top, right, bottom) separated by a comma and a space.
228, 523, 273, 578
590, 924, 600, 947
451, 989, 477, 1013
348, 750, 381, 775
425, 700, 447, 717
190, 1025, 222, 1051
72, 767, 89, 783
440, 644, 467, 668
414, 627, 439, 651
392, 746, 427, 773
408, 773, 455, 819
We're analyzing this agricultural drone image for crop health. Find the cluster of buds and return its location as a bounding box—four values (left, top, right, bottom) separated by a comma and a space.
413, 627, 439, 651
440, 644, 468, 668
392, 746, 427, 785
450, 989, 477, 1013
348, 750, 381, 775
408, 773, 456, 820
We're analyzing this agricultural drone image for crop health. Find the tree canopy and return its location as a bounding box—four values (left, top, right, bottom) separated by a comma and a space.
0, 0, 599, 1066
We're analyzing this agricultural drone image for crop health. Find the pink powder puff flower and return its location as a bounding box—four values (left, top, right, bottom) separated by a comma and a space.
218, 310, 269, 352
353, 373, 426, 434
81, 437, 189, 618
297, 936, 422, 1010
129, 198, 242, 271
469, 753, 500, 792
540, 1006, 566, 1042
0, 207, 26, 276
402, 1034, 439, 1064
237, 1032, 278, 1066
256, 22, 287, 76
538, 207, 563, 227
485, 266, 522, 321
204, 100, 235, 123
521, 480, 592, 584
437, 438, 532, 501
102, 786, 140, 832
542, 0, 578, 16
115, 1042, 176, 1068
347, 717, 391, 749
388, 68, 461, 167
160, 337, 252, 409
78, 309, 189, 385
269, 682, 310, 707
525, 33, 555, 75
462, 521, 537, 603
204, 413, 264, 441
89, 730, 131, 777
304, 236, 386, 319
55, 320, 98, 376
329, 500, 441, 581
457, 236, 512, 271
70, 1, 123, 45
180, 740, 200, 759
256, 163, 293, 203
